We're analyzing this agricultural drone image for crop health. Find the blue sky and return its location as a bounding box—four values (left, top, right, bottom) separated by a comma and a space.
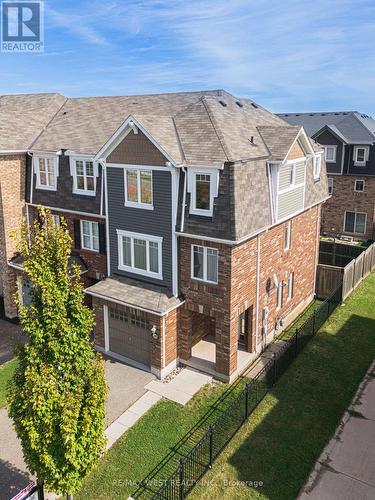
1, 0, 375, 114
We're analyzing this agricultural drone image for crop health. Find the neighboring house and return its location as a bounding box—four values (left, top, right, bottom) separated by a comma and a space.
278, 111, 375, 241
0, 93, 67, 317
0, 90, 328, 382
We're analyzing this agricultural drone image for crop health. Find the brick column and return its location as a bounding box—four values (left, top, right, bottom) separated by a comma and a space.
215, 312, 238, 377
178, 306, 193, 360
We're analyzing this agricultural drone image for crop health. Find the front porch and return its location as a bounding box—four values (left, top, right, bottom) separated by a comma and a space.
179, 308, 257, 382
180, 336, 257, 382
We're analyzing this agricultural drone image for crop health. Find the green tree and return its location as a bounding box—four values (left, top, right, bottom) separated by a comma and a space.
8, 207, 107, 496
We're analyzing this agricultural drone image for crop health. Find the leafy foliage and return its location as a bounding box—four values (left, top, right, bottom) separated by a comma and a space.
7, 207, 107, 494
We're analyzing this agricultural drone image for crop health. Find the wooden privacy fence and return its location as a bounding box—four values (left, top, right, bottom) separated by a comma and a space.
316, 242, 375, 300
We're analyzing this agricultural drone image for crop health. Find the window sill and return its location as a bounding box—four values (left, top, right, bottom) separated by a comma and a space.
124, 201, 154, 210
81, 247, 100, 253
354, 163, 366, 167
191, 276, 218, 286
325, 160, 336, 163
189, 208, 213, 217
35, 185, 57, 191
118, 264, 162, 280
73, 189, 96, 197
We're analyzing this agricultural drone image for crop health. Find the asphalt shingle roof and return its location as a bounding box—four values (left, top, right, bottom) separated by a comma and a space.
277, 111, 375, 145
0, 93, 66, 151
257, 125, 302, 161
85, 276, 182, 315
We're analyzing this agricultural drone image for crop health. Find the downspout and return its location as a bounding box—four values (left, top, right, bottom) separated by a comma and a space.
101, 159, 111, 277
312, 205, 321, 296
162, 316, 166, 371
27, 151, 34, 205
255, 234, 261, 350
180, 166, 187, 233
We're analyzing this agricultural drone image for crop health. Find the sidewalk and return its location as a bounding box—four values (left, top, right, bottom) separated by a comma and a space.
299, 359, 375, 500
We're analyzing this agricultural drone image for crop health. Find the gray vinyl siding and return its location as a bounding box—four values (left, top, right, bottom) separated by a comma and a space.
107, 166, 173, 290
277, 186, 304, 220
315, 130, 343, 175
30, 152, 102, 214
345, 144, 375, 176
278, 162, 305, 191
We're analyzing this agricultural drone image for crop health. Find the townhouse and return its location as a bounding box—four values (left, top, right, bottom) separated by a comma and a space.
279, 111, 375, 241
0, 90, 328, 382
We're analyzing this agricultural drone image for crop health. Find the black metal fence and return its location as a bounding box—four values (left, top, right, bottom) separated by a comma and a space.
151, 285, 343, 500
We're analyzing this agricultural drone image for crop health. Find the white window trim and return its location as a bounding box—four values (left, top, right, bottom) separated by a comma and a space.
313, 153, 322, 180
324, 145, 337, 163
51, 214, 60, 226
287, 272, 294, 301
187, 167, 219, 217
191, 244, 218, 284
354, 179, 365, 192
343, 211, 368, 235
328, 177, 334, 195
353, 146, 369, 166
70, 156, 98, 196
117, 229, 163, 280
277, 162, 305, 195
34, 155, 59, 191
284, 220, 292, 251
80, 220, 100, 252
124, 168, 154, 210
276, 283, 283, 310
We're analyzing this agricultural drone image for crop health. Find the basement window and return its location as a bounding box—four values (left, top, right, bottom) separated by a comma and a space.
354, 180, 365, 192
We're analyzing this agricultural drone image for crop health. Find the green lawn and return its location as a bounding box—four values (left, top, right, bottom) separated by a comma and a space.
0, 358, 18, 408
77, 272, 375, 500
190, 272, 375, 499
278, 299, 322, 341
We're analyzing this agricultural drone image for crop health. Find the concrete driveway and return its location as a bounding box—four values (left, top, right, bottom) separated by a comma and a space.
0, 356, 155, 498
104, 355, 155, 425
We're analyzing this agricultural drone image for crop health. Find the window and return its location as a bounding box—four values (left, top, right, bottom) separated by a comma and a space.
284, 220, 292, 251
324, 146, 337, 163
287, 272, 294, 300
195, 174, 211, 210
353, 146, 369, 166
125, 169, 153, 208
344, 211, 367, 234
35, 157, 58, 190
117, 230, 162, 279
51, 214, 60, 226
354, 180, 365, 192
81, 220, 99, 251
191, 245, 218, 284
72, 159, 96, 195
289, 164, 296, 186
313, 154, 322, 179
328, 177, 334, 195
276, 283, 283, 309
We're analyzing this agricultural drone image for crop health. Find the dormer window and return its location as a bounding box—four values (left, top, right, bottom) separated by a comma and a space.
353, 146, 369, 166
188, 168, 219, 217
324, 146, 337, 163
70, 157, 97, 196
35, 156, 58, 191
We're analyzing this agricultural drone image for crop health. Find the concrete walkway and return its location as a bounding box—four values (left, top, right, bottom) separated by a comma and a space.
299, 360, 375, 500
0, 319, 24, 365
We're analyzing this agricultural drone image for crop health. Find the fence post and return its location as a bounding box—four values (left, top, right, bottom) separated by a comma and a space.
272, 353, 277, 386
327, 298, 331, 317
179, 458, 185, 500
208, 425, 213, 468
37, 482, 45, 500
294, 328, 299, 357
312, 311, 316, 336
244, 383, 250, 420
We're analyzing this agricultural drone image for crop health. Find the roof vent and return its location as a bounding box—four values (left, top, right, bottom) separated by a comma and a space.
321, 113, 326, 116
296, 114, 300, 117
250, 136, 254, 144
309, 113, 314, 116
334, 112, 340, 115
219, 100, 227, 107
251, 102, 258, 109
236, 101, 244, 108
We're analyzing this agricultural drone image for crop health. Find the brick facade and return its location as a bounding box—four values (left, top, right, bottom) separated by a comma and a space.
322, 175, 375, 241
179, 205, 320, 378
0, 155, 26, 318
